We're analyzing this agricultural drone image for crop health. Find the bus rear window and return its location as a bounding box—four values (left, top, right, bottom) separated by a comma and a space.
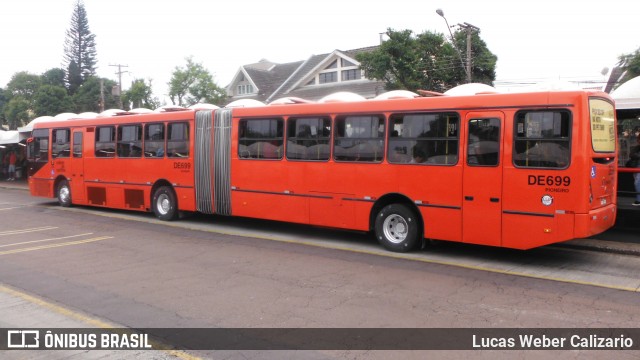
589, 98, 616, 153
513, 110, 571, 168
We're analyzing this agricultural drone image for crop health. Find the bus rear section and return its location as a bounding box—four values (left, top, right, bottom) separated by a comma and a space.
574, 98, 617, 238
500, 94, 617, 249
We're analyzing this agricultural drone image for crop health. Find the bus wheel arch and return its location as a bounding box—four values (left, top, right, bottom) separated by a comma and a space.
370, 194, 423, 252
54, 176, 72, 207
151, 180, 178, 221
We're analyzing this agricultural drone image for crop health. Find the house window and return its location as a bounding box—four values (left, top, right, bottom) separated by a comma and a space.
319, 72, 338, 84
341, 58, 356, 67
342, 69, 361, 81
311, 56, 364, 86
237, 84, 254, 95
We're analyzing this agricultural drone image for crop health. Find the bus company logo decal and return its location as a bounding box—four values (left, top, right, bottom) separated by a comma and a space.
541, 195, 553, 206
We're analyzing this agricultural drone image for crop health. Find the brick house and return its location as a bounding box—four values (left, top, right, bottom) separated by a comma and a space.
224, 46, 386, 104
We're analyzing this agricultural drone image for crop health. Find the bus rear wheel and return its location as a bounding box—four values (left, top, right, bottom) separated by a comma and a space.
57, 179, 72, 207
152, 186, 178, 221
374, 204, 419, 252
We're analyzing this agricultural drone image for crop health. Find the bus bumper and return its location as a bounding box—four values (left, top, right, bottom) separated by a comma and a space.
574, 204, 617, 238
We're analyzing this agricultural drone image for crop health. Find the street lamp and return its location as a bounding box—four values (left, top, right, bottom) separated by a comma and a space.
436, 9, 478, 83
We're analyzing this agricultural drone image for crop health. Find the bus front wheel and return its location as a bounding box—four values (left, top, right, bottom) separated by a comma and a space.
374, 204, 419, 252
152, 186, 178, 221
57, 179, 72, 207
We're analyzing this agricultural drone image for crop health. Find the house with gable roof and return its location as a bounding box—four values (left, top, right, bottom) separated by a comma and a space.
225, 46, 386, 104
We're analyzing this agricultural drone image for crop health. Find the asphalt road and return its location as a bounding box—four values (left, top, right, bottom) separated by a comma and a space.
0, 188, 639, 359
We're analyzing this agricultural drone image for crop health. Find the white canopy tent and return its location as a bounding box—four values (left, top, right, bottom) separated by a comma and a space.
611, 76, 640, 109
0, 130, 20, 145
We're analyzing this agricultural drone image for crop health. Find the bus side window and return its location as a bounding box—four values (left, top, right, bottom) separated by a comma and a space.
238, 118, 284, 160
73, 132, 83, 158
388, 112, 459, 165
286, 117, 331, 161
513, 111, 571, 168
117, 124, 142, 158
467, 118, 500, 166
52, 128, 71, 158
167, 122, 190, 158
30, 129, 50, 162
95, 126, 116, 158
144, 123, 165, 158
334, 115, 384, 162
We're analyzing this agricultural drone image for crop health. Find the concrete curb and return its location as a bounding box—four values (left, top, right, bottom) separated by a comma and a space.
0, 182, 29, 191
2, 183, 637, 256
554, 239, 640, 257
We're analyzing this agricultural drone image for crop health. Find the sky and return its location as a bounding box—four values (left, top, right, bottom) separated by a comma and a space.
1, 0, 638, 101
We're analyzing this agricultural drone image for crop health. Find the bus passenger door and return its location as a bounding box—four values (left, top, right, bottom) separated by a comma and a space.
70, 130, 85, 203
462, 113, 504, 246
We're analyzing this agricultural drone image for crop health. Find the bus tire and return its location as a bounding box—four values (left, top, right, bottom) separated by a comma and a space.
57, 179, 72, 207
374, 204, 419, 252
152, 186, 178, 221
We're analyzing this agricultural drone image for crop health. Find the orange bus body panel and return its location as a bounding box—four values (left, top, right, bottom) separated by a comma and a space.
27, 90, 617, 251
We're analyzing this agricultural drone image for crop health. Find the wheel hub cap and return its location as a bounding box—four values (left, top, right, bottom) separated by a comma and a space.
383, 214, 409, 244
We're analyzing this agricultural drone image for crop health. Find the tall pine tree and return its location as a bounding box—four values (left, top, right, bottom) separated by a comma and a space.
63, 0, 97, 95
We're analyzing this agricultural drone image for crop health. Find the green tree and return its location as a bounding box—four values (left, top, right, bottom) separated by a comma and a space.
33, 85, 74, 117
451, 30, 497, 85
63, 0, 97, 94
5, 72, 42, 101
3, 72, 42, 126
122, 79, 160, 110
72, 76, 118, 112
357, 28, 497, 93
616, 47, 640, 87
3, 97, 30, 129
42, 68, 67, 88
0, 88, 7, 128
168, 57, 226, 106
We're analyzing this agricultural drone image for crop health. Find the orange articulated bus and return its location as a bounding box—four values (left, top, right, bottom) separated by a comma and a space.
27, 90, 617, 252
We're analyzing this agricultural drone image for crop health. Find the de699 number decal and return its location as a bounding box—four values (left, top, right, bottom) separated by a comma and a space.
528, 175, 571, 193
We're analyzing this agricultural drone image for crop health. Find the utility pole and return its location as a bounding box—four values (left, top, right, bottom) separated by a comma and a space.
436, 9, 468, 82
99, 79, 105, 112
109, 63, 129, 109
456, 22, 480, 83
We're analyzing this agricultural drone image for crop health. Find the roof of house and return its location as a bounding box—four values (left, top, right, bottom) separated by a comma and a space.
225, 46, 384, 104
